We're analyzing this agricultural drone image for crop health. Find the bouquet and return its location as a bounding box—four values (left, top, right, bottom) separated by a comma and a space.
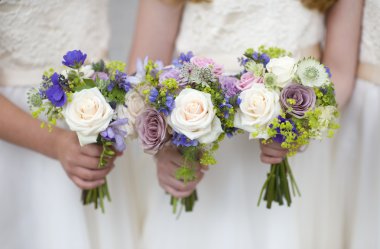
230, 46, 339, 208
27, 50, 135, 212
134, 53, 237, 214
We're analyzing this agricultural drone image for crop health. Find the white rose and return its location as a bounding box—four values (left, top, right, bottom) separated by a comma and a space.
266, 56, 297, 88
234, 84, 281, 139
79, 65, 95, 78
116, 90, 146, 139
168, 88, 223, 143
63, 88, 114, 146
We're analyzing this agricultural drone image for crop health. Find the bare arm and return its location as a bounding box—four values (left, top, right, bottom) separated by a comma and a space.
323, 0, 364, 109
128, 0, 184, 73
0, 94, 61, 158
0, 95, 115, 189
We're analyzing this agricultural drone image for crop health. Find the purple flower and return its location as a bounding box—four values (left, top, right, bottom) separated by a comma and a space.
114, 71, 132, 93
149, 88, 159, 103
92, 72, 109, 81
260, 53, 270, 66
45, 73, 66, 107
62, 50, 87, 69
280, 83, 316, 118
325, 66, 332, 78
270, 116, 297, 143
172, 132, 199, 147
239, 57, 249, 66
136, 108, 169, 155
165, 94, 175, 112
252, 52, 270, 66
100, 118, 128, 152
219, 75, 240, 98
173, 51, 194, 67
159, 68, 181, 83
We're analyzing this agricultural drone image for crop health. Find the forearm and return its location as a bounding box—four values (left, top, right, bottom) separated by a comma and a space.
128, 0, 184, 73
322, 0, 363, 109
0, 95, 62, 159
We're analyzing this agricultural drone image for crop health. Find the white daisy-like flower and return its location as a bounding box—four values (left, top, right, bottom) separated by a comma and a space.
296, 58, 328, 87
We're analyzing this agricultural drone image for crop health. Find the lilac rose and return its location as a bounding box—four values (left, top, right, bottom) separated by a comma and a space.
136, 108, 169, 155
236, 72, 263, 91
219, 75, 240, 97
280, 83, 316, 118
159, 68, 181, 84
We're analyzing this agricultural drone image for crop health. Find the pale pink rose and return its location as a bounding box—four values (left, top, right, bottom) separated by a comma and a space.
236, 72, 264, 91
190, 56, 224, 76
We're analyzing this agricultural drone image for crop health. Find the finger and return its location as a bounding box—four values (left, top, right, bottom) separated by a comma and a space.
260, 141, 284, 150
159, 169, 203, 192
260, 153, 284, 164
162, 184, 195, 199
80, 144, 103, 157
73, 165, 114, 181
71, 175, 105, 190
75, 156, 101, 170
261, 146, 288, 158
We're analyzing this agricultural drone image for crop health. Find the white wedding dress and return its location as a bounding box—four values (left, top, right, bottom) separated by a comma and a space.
0, 1, 138, 248
138, 1, 333, 249
329, 0, 380, 248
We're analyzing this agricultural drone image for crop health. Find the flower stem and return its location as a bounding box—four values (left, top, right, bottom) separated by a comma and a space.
257, 156, 300, 209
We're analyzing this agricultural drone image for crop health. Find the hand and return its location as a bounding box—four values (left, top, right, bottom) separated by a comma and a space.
260, 141, 288, 164
155, 145, 206, 198
54, 130, 116, 190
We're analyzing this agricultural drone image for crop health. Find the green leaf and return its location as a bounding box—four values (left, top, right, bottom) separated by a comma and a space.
74, 78, 96, 92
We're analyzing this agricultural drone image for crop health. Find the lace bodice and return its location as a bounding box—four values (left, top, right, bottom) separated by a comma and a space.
0, 0, 109, 86
360, 0, 380, 65
176, 0, 324, 73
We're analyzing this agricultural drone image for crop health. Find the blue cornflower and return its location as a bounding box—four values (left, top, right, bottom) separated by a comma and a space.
237, 97, 242, 105
252, 52, 259, 61
238, 57, 249, 66
149, 88, 159, 103
172, 132, 199, 147
45, 72, 66, 107
165, 94, 175, 112
62, 50, 87, 69
158, 107, 170, 116
172, 51, 194, 67
260, 53, 270, 66
324, 66, 332, 78
107, 82, 115, 92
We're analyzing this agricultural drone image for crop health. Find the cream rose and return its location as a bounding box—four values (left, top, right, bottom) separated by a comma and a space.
266, 56, 297, 88
116, 90, 146, 139
63, 88, 114, 146
234, 84, 281, 139
168, 88, 223, 143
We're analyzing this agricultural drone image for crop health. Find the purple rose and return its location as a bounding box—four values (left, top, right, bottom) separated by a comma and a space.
136, 108, 169, 155
280, 83, 316, 118
236, 72, 263, 91
159, 68, 181, 83
219, 75, 240, 97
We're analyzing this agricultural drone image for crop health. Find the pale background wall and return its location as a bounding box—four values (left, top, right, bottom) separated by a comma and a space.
108, 0, 139, 61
